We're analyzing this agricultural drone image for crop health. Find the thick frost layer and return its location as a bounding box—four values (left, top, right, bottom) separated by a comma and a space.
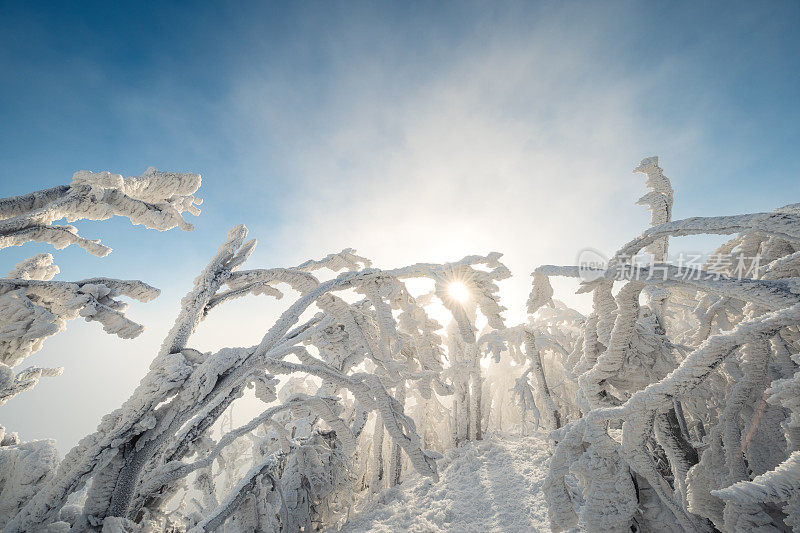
0, 168, 200, 405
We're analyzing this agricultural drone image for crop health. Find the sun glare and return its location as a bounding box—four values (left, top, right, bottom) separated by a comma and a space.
448, 281, 470, 303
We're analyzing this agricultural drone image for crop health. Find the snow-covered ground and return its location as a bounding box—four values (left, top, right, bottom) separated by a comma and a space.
337, 434, 551, 533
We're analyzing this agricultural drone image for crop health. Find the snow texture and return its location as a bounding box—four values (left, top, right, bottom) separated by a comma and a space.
336, 434, 550, 533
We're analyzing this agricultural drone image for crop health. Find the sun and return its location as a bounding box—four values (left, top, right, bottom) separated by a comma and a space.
447, 281, 470, 303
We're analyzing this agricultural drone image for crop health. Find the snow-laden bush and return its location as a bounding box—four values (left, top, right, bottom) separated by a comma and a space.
530, 158, 800, 532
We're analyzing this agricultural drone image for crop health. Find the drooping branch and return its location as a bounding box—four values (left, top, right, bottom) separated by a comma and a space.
0, 168, 201, 404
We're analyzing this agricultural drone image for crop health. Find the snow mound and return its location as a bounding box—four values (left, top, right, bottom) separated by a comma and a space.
338, 434, 551, 533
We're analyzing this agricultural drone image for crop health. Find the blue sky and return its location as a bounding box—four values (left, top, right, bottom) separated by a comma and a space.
1, 1, 799, 449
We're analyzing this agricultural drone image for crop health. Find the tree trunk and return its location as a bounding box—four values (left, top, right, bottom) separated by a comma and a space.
389, 382, 405, 486
524, 331, 561, 429
370, 413, 385, 492
470, 347, 483, 440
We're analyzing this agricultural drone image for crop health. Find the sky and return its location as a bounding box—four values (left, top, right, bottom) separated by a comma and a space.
1, 1, 799, 451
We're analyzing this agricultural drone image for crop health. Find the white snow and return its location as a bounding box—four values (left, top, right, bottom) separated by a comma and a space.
5, 158, 800, 531
336, 434, 551, 533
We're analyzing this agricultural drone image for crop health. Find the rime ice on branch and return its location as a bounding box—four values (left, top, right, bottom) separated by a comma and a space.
3, 222, 510, 532
0, 167, 201, 405
527, 157, 800, 532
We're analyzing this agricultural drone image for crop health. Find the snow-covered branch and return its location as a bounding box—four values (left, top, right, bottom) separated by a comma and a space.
0, 169, 200, 405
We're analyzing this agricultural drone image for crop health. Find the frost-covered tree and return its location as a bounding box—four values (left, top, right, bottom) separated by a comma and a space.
533, 157, 800, 532
0, 167, 201, 532
3, 221, 509, 532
